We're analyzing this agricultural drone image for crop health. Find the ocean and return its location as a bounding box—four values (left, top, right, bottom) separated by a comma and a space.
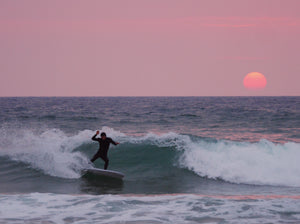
0, 96, 300, 223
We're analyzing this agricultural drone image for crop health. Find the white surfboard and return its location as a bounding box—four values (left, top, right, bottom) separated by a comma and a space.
83, 168, 125, 180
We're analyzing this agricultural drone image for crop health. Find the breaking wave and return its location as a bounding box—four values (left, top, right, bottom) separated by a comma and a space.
0, 127, 300, 187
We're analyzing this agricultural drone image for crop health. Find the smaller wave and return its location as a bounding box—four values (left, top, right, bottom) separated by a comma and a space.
39, 115, 56, 120
180, 114, 198, 117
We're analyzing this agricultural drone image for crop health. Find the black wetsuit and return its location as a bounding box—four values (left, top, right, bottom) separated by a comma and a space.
91, 134, 117, 170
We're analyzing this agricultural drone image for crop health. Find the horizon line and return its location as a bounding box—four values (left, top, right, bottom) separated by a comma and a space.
0, 95, 299, 98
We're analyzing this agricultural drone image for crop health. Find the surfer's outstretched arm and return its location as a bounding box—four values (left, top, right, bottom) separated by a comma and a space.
109, 138, 120, 145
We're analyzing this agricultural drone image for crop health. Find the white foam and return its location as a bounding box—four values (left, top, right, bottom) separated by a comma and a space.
1, 193, 300, 224
179, 138, 300, 187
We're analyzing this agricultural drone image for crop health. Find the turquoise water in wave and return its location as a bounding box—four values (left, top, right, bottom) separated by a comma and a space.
1, 97, 300, 223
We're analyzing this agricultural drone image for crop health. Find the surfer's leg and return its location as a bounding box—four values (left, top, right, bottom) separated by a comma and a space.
100, 155, 109, 170
90, 153, 100, 163
104, 159, 109, 170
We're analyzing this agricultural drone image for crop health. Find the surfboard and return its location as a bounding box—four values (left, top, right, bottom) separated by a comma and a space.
82, 168, 125, 180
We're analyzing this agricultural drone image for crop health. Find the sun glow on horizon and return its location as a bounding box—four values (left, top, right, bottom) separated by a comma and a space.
243, 72, 267, 90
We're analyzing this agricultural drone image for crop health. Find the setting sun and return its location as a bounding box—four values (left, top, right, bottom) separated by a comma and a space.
243, 72, 267, 90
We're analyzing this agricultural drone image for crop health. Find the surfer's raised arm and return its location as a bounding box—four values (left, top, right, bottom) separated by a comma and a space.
91, 130, 100, 141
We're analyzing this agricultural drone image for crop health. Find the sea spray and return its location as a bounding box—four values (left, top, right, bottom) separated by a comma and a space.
0, 128, 92, 178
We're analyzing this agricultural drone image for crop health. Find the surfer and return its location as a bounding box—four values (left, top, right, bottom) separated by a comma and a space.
90, 131, 119, 170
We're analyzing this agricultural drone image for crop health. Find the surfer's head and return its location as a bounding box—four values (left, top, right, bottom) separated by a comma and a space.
100, 132, 106, 140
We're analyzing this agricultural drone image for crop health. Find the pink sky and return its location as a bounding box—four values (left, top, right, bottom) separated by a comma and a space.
0, 0, 299, 96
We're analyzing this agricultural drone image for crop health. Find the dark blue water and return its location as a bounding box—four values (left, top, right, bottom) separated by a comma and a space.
1, 97, 300, 223
1, 97, 299, 142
